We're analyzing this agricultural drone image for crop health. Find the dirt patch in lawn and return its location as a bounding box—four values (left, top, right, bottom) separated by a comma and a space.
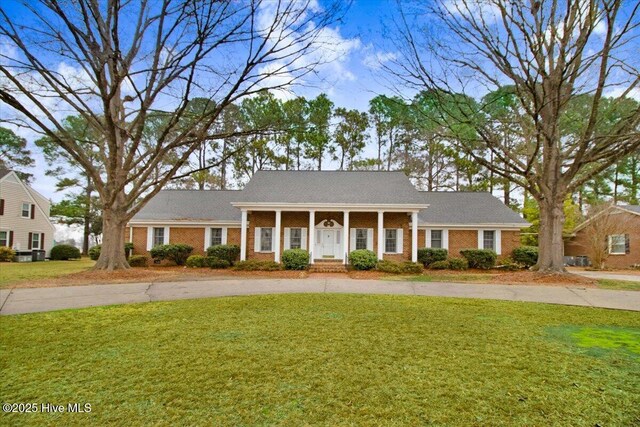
490, 271, 597, 287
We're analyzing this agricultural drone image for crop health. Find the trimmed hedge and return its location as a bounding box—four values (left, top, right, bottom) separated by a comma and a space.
375, 260, 402, 274
447, 257, 469, 270
0, 247, 15, 262
186, 255, 207, 268
208, 257, 231, 269
89, 243, 135, 261
50, 244, 81, 260
349, 249, 378, 270
150, 244, 193, 265
417, 248, 448, 267
206, 245, 240, 265
128, 255, 148, 267
429, 260, 449, 270
460, 249, 497, 269
400, 261, 423, 274
496, 257, 523, 271
281, 249, 309, 270
233, 260, 282, 271
512, 246, 538, 268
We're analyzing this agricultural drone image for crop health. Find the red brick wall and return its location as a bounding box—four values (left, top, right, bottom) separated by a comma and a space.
170, 227, 206, 255
131, 227, 147, 256
565, 212, 640, 268
448, 230, 478, 258
501, 230, 521, 259
382, 212, 411, 261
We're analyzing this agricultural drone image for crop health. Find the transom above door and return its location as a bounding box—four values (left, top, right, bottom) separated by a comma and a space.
314, 219, 343, 259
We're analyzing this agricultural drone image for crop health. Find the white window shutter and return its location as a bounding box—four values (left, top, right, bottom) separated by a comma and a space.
443, 229, 449, 250
350, 229, 356, 252
397, 228, 403, 254
270, 228, 275, 252
301, 228, 307, 250
425, 228, 431, 248
495, 230, 502, 254
254, 227, 261, 253
222, 227, 228, 245
367, 228, 374, 251
477, 230, 483, 249
204, 228, 211, 250
146, 227, 153, 250
284, 228, 291, 250
164, 226, 170, 245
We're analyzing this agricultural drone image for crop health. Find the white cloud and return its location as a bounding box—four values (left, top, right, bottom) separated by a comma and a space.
363, 50, 398, 70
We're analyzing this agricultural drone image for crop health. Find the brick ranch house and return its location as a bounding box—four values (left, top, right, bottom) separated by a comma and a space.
565, 205, 640, 269
126, 171, 529, 264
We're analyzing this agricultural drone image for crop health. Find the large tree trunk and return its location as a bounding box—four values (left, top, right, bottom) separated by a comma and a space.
533, 197, 566, 272
94, 201, 130, 271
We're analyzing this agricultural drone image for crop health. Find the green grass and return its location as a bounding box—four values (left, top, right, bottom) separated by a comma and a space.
2, 295, 639, 426
597, 278, 640, 291
390, 273, 494, 283
0, 258, 95, 287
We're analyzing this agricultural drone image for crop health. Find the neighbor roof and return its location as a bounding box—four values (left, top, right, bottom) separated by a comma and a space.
619, 205, 640, 214
132, 190, 243, 222
418, 192, 528, 226
0, 167, 11, 180
238, 170, 426, 205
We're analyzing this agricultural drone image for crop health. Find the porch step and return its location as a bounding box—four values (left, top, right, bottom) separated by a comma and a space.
309, 260, 348, 273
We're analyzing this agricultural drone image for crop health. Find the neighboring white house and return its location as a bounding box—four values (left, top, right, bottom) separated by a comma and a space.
0, 167, 55, 258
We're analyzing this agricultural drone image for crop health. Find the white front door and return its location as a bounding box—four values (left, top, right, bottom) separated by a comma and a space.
322, 230, 336, 257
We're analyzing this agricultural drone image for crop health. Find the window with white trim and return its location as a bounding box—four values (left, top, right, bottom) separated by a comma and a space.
152, 227, 165, 247
22, 202, 30, 218
289, 228, 302, 249
31, 232, 40, 249
609, 234, 626, 255
385, 229, 397, 253
0, 231, 7, 247
355, 229, 368, 250
260, 227, 273, 252
483, 230, 495, 250
210, 228, 223, 246
431, 230, 443, 248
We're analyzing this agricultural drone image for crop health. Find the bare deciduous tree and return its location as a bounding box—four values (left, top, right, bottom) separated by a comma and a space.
0, 0, 345, 270
386, 0, 640, 272
578, 204, 631, 269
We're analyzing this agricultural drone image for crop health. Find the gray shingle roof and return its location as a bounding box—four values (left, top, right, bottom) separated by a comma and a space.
620, 205, 640, 214
133, 190, 243, 221
132, 172, 529, 227
418, 192, 528, 226
239, 170, 426, 205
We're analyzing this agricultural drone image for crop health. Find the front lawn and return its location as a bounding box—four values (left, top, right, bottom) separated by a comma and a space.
0, 258, 95, 288
597, 279, 640, 291
1, 295, 638, 426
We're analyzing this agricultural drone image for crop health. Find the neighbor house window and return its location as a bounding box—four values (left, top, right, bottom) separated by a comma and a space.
210, 228, 223, 246
0, 231, 7, 247
483, 230, 495, 250
356, 229, 368, 250
289, 228, 302, 249
153, 227, 165, 247
609, 235, 626, 255
385, 229, 397, 253
431, 230, 443, 248
260, 227, 273, 252
31, 232, 40, 249
22, 202, 30, 218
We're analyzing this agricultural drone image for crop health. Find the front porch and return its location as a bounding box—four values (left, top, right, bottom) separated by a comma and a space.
236, 208, 420, 265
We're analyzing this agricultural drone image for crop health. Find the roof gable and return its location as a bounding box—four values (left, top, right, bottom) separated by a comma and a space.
418, 192, 528, 226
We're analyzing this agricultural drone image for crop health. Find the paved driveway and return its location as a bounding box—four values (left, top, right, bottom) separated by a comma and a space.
569, 270, 640, 282
1, 278, 639, 315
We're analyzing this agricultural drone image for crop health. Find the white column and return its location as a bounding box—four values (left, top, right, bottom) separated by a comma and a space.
274, 209, 282, 263
411, 211, 418, 263
343, 210, 350, 264
377, 210, 384, 260
308, 210, 315, 264
240, 209, 248, 261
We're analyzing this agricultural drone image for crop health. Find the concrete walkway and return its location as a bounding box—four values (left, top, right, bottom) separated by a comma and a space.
1, 278, 639, 315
